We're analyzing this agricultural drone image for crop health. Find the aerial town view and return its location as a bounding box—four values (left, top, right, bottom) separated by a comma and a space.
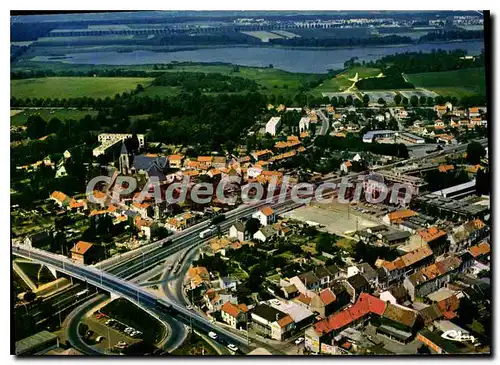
10, 10, 491, 357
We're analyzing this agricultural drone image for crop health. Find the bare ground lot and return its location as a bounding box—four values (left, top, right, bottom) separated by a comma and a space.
282, 201, 380, 236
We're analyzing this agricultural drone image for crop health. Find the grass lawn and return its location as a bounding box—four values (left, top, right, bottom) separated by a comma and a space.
405, 67, 486, 98
335, 237, 356, 254
11, 76, 153, 99
11, 108, 98, 125
315, 66, 382, 93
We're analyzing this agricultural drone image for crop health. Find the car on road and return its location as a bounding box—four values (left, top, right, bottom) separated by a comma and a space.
295, 337, 305, 345
186, 304, 193, 310
96, 336, 105, 343
208, 331, 218, 340
227, 344, 238, 352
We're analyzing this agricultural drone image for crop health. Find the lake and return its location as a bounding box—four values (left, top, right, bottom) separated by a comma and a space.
31, 41, 485, 74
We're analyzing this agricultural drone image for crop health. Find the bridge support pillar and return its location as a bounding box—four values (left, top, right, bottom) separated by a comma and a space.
47, 266, 58, 278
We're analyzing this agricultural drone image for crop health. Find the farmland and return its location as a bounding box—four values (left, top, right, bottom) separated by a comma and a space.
405, 67, 486, 98
11, 108, 98, 126
11, 76, 153, 99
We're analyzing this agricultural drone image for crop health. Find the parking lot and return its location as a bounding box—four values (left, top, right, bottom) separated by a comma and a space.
81, 311, 143, 352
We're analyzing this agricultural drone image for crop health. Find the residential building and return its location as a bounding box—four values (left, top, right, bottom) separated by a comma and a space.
253, 225, 277, 242
221, 302, 248, 329
382, 209, 418, 226
449, 219, 488, 252
417, 227, 449, 255
378, 303, 422, 343
250, 304, 294, 341
309, 288, 337, 317
403, 256, 463, 301
344, 274, 370, 303
252, 206, 276, 226
70, 241, 101, 265
229, 221, 248, 241
299, 116, 311, 132
187, 266, 210, 290
305, 293, 386, 353
266, 117, 281, 136
167, 154, 184, 169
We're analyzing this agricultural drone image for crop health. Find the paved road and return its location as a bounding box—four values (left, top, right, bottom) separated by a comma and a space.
64, 294, 108, 355
12, 245, 253, 351
316, 109, 330, 135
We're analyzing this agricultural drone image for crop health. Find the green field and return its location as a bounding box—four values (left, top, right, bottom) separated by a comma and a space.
11, 77, 153, 99
405, 67, 486, 98
11, 108, 98, 125
315, 67, 382, 93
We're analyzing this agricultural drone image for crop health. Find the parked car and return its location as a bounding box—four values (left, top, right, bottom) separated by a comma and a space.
295, 337, 305, 345
96, 336, 105, 343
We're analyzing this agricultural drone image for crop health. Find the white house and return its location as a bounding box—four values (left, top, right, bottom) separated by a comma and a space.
229, 221, 248, 241
266, 117, 281, 136
299, 117, 311, 132
253, 225, 277, 243
252, 206, 276, 226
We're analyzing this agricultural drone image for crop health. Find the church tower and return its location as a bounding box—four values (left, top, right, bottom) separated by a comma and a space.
119, 142, 130, 174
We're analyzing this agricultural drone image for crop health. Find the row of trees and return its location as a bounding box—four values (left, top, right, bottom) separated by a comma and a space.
269, 34, 413, 47
11, 68, 157, 80
314, 134, 409, 159
362, 49, 485, 74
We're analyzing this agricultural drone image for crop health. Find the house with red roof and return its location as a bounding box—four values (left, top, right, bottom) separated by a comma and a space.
310, 288, 337, 317
70, 241, 102, 264
304, 293, 386, 353
221, 302, 248, 329
252, 206, 276, 226
403, 256, 462, 301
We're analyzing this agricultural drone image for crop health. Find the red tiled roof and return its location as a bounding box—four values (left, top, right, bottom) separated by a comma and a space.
386, 209, 417, 222
261, 206, 275, 217
314, 293, 385, 334
71, 241, 94, 255
468, 242, 490, 258
417, 226, 447, 242
319, 288, 336, 306
221, 302, 242, 318
51, 191, 68, 203
277, 315, 294, 328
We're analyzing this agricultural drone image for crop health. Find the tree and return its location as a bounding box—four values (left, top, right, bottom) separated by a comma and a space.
47, 117, 63, 134
466, 141, 486, 165
26, 115, 47, 139
394, 94, 402, 105
402, 97, 409, 106
362, 94, 370, 106
245, 218, 261, 235
377, 97, 386, 105
410, 95, 419, 107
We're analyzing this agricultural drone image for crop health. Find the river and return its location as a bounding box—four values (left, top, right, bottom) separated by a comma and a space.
31, 40, 485, 74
